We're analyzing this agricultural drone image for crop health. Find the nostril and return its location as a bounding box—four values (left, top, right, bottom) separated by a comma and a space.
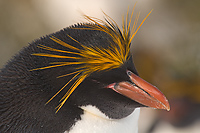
126, 70, 132, 76
126, 70, 136, 85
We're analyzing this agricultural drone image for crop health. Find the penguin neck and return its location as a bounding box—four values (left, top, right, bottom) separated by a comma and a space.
67, 105, 140, 133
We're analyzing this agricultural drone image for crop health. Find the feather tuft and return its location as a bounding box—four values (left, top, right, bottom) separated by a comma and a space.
31, 6, 152, 112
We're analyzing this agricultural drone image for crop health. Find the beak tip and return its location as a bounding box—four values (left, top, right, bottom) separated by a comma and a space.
165, 105, 170, 111
166, 104, 170, 111
163, 100, 170, 111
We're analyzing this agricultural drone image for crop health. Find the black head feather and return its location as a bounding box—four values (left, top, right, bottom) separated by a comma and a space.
0, 10, 152, 132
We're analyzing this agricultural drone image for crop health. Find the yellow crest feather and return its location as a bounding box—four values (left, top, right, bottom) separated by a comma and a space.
31, 7, 152, 112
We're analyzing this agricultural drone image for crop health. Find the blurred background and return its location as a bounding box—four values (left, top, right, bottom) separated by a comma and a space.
0, 0, 200, 132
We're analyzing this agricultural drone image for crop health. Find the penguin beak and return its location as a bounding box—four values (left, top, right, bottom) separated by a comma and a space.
107, 70, 170, 111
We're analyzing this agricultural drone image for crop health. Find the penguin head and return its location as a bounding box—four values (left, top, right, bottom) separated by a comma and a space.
31, 11, 170, 120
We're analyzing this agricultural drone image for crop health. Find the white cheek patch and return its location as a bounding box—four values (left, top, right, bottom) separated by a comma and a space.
66, 105, 140, 133
80, 105, 110, 120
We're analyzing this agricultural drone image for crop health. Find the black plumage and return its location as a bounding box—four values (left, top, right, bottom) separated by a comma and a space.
0, 11, 169, 133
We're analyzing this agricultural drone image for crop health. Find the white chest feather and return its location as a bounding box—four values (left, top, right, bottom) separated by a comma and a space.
66, 106, 140, 133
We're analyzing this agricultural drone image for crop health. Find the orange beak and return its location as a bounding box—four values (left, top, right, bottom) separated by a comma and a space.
108, 70, 170, 111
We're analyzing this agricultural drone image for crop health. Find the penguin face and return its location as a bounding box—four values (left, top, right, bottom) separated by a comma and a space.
69, 57, 141, 119
30, 13, 170, 119
69, 55, 169, 119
